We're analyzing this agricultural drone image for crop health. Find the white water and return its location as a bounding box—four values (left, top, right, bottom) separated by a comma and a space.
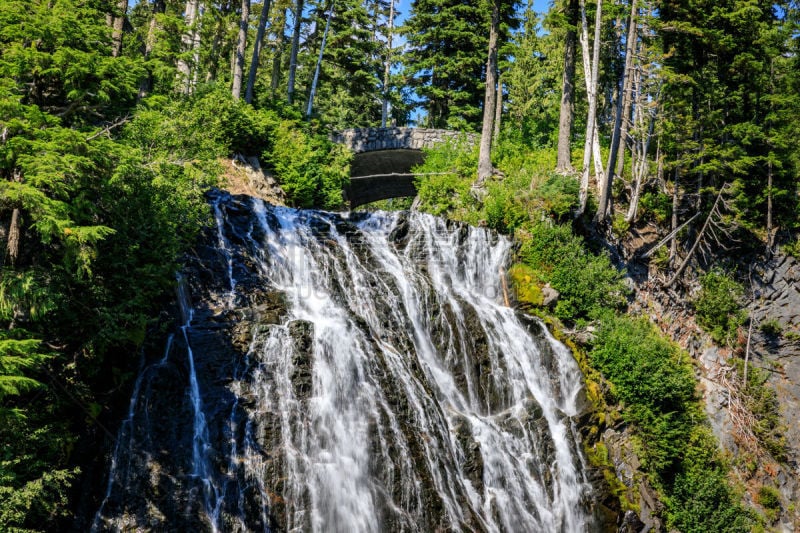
93, 196, 594, 532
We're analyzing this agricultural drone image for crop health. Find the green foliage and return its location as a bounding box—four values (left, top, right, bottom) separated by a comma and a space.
668, 426, 756, 532
694, 269, 747, 346
518, 223, 628, 321
402, 0, 518, 129
508, 263, 544, 308
413, 140, 479, 217
756, 485, 781, 511
639, 191, 672, 225
591, 316, 756, 531
265, 120, 351, 209
0, 412, 78, 531
759, 318, 783, 336
0, 330, 48, 404
535, 174, 579, 221
591, 315, 697, 474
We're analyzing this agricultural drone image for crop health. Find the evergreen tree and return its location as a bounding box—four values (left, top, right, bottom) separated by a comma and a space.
402, 0, 517, 130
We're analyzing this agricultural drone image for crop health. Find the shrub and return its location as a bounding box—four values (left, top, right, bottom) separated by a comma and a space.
694, 268, 747, 346
535, 173, 579, 221
265, 120, 351, 209
757, 485, 781, 511
518, 223, 628, 321
591, 315, 697, 474
413, 139, 478, 217
639, 191, 672, 224
759, 318, 782, 336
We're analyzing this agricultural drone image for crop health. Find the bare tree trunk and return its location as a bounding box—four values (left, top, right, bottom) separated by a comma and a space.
555, 0, 578, 173
596, 0, 637, 223
306, 0, 334, 118
577, 0, 602, 216
766, 159, 774, 254
665, 184, 729, 287
245, 0, 272, 103
287, 0, 305, 104
615, 6, 638, 179
111, 0, 129, 57
177, 0, 200, 94
625, 83, 656, 223
669, 165, 679, 265
6, 209, 20, 267
493, 75, 503, 144
380, 0, 395, 127
271, 9, 289, 95
232, 0, 251, 100
477, 0, 500, 184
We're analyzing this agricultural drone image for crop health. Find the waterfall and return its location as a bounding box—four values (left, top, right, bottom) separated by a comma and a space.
92, 190, 595, 532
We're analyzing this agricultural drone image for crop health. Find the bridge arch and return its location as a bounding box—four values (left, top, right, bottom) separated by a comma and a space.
331, 127, 476, 209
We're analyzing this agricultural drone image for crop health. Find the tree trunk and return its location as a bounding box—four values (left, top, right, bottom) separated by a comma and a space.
577, 0, 602, 216
556, 0, 578, 173
138, 0, 166, 99
287, 0, 305, 104
766, 158, 774, 254
493, 75, 503, 144
615, 3, 638, 179
6, 208, 20, 267
111, 0, 129, 57
596, 0, 636, 223
669, 166, 679, 265
271, 9, 288, 95
380, 0, 395, 127
177, 0, 200, 94
477, 0, 500, 183
306, 1, 334, 118
232, 0, 251, 100
245, 0, 272, 103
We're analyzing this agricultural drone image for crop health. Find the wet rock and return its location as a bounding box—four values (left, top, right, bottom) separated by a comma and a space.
288, 320, 314, 402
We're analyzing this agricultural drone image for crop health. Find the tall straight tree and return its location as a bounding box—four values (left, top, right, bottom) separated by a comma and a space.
380, 0, 395, 127
271, 7, 290, 94
306, 0, 334, 117
402, 0, 516, 130
477, 0, 500, 182
232, 0, 251, 100
245, 0, 272, 103
287, 0, 305, 103
555, 0, 578, 172
576, 0, 602, 216
110, 0, 129, 57
595, 0, 636, 222
176, 0, 201, 94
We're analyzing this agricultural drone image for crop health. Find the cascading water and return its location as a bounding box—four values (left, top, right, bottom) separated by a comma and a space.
92, 190, 596, 532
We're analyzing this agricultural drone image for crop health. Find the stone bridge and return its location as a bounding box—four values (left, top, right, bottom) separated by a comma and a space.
331, 127, 476, 208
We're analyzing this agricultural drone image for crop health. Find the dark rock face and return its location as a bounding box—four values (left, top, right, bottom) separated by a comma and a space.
91, 190, 606, 532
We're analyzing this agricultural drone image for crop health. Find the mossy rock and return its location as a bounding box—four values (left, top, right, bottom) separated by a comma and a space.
508, 263, 544, 307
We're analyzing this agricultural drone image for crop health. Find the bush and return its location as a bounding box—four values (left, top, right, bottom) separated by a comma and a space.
668, 427, 756, 532
759, 318, 782, 336
694, 268, 747, 346
591, 315, 697, 474
265, 120, 351, 209
535, 174, 579, 221
639, 191, 672, 224
591, 317, 756, 532
757, 485, 781, 511
518, 223, 628, 321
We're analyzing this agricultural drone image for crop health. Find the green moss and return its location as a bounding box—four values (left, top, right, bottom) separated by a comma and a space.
508, 263, 544, 307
